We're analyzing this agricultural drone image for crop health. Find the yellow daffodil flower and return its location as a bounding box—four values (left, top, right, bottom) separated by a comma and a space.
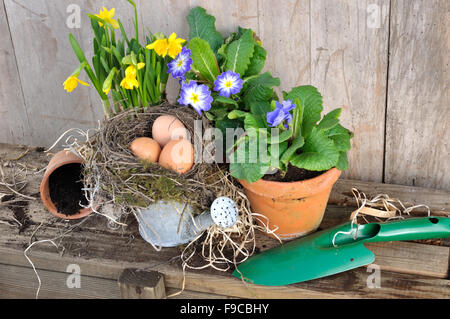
63, 75, 89, 93
95, 6, 119, 29
124, 63, 145, 79
125, 65, 137, 78
146, 38, 168, 57
167, 33, 186, 58
120, 76, 139, 90
146, 33, 185, 58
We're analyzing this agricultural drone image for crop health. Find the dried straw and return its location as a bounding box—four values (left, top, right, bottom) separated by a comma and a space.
73, 104, 263, 273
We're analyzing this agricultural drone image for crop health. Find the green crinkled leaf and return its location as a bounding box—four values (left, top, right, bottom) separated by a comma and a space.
214, 95, 238, 107
269, 129, 293, 144
280, 135, 305, 166
329, 132, 351, 152
244, 114, 265, 130
229, 134, 271, 183
317, 108, 341, 131
189, 37, 220, 82
336, 152, 349, 171
247, 100, 271, 128
225, 29, 255, 76
290, 128, 339, 171
285, 85, 323, 139
324, 122, 352, 153
245, 44, 266, 77
227, 109, 267, 131
325, 123, 351, 137
268, 140, 288, 171
242, 72, 280, 106
228, 109, 248, 119
250, 100, 271, 115
208, 104, 229, 120
186, 7, 223, 52
215, 117, 243, 138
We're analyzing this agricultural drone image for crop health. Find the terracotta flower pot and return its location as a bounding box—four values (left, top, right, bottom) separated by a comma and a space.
40, 150, 92, 219
239, 168, 341, 240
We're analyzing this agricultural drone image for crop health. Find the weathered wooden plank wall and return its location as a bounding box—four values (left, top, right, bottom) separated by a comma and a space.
0, 1, 31, 145
385, 0, 449, 189
0, 0, 448, 189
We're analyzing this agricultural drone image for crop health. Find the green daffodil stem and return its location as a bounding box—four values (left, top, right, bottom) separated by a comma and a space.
69, 34, 108, 101
127, 0, 139, 40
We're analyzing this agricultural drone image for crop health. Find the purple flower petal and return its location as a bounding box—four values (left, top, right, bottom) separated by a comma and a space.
214, 71, 243, 98
178, 81, 212, 115
266, 100, 296, 127
168, 47, 192, 79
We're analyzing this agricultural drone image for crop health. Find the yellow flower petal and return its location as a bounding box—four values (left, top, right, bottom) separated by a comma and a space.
125, 65, 137, 78
168, 33, 177, 42
95, 6, 117, 28
103, 85, 111, 94
109, 18, 119, 29
168, 45, 182, 59
137, 62, 145, 70
166, 33, 185, 58
108, 8, 115, 19
146, 39, 169, 57
75, 78, 90, 87
120, 76, 139, 90
63, 75, 89, 93
63, 76, 78, 93
94, 14, 104, 27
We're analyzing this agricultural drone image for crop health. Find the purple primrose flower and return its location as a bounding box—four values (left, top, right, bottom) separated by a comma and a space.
178, 81, 213, 115
266, 100, 296, 128
213, 70, 243, 98
167, 47, 192, 80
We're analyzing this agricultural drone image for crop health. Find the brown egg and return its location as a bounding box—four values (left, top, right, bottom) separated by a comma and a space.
158, 139, 194, 174
129, 137, 161, 163
152, 115, 189, 147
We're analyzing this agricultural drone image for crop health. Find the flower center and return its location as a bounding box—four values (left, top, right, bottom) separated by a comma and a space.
225, 80, 233, 88
190, 93, 199, 104
177, 59, 183, 67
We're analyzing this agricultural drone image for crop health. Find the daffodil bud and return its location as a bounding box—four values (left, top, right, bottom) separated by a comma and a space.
102, 67, 117, 94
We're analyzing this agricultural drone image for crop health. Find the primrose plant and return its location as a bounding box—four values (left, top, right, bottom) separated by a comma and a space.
169, 7, 280, 134
228, 85, 353, 183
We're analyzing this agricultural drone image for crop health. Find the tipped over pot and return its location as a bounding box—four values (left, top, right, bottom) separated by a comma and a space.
239, 168, 341, 240
40, 150, 92, 219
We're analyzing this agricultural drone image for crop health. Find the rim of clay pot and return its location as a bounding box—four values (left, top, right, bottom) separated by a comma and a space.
239, 167, 342, 200
40, 150, 93, 220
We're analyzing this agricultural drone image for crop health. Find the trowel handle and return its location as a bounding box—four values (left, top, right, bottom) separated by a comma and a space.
365, 217, 450, 243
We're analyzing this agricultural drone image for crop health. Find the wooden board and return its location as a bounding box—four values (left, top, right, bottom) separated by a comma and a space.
0, 159, 448, 301
257, 0, 311, 89
3, 0, 98, 147
330, 179, 450, 215
0, 1, 31, 145
0, 263, 231, 299
118, 268, 166, 299
384, 0, 450, 189
310, 0, 390, 182
1, 245, 448, 299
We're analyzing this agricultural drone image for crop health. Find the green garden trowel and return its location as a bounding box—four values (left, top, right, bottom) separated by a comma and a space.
233, 217, 450, 286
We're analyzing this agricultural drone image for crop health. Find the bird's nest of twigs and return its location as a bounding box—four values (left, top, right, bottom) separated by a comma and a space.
72, 103, 266, 277
81, 103, 222, 213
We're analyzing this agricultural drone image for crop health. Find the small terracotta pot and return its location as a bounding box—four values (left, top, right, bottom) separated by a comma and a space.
40, 150, 92, 219
239, 168, 341, 240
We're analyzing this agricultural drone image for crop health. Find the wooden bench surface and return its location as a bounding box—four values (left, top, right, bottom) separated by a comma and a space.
0, 143, 449, 299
